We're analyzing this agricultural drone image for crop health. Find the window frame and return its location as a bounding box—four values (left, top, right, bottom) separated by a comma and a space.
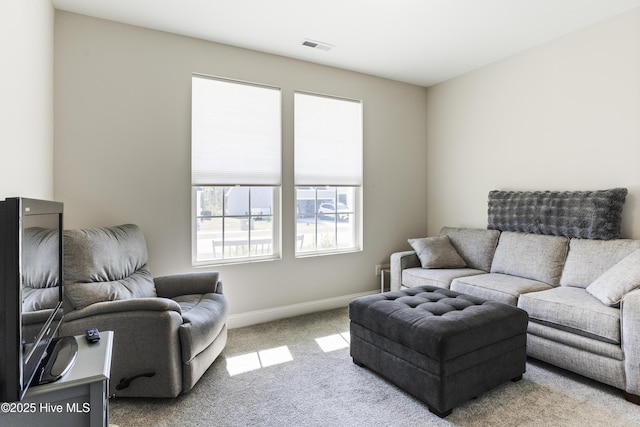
192, 185, 281, 266
295, 185, 362, 257
293, 91, 363, 257
191, 74, 282, 266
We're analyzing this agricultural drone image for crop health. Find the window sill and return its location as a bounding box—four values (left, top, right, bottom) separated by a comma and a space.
193, 254, 281, 268
295, 247, 362, 259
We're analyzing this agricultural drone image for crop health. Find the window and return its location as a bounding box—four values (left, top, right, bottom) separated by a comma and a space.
294, 92, 363, 255
192, 75, 281, 264
195, 186, 276, 261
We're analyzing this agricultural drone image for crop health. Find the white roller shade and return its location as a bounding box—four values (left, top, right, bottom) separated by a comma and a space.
192, 75, 281, 186
294, 92, 363, 186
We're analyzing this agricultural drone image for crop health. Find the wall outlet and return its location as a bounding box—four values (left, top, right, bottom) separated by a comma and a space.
375, 265, 381, 276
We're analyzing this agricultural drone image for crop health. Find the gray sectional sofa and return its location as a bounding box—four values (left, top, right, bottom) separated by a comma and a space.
390, 226, 640, 402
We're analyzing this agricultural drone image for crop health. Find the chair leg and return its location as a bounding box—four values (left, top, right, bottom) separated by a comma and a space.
624, 391, 640, 405
352, 358, 365, 367
429, 406, 452, 418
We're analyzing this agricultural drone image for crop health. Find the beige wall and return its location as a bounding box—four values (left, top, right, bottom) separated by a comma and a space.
0, 0, 54, 199
54, 12, 429, 325
426, 8, 640, 239
9, 5, 638, 324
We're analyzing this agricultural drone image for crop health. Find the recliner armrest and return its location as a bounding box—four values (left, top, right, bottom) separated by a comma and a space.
390, 250, 421, 291
64, 297, 182, 322
154, 272, 222, 298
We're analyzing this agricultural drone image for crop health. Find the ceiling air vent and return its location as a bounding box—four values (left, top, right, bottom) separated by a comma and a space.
302, 39, 334, 51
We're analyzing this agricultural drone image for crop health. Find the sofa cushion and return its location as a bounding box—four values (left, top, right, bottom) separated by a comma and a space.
586, 250, 640, 307
490, 231, 569, 286
560, 238, 640, 288
408, 235, 466, 269
402, 267, 485, 289
440, 227, 500, 272
451, 273, 553, 306
518, 287, 620, 344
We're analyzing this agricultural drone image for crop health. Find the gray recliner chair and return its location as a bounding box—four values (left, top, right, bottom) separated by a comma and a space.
59, 224, 228, 398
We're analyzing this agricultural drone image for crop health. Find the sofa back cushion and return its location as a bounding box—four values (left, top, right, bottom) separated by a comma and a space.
63, 224, 157, 310
490, 231, 569, 286
560, 238, 640, 288
440, 227, 500, 272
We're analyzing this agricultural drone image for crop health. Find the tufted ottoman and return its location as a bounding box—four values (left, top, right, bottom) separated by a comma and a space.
349, 285, 528, 417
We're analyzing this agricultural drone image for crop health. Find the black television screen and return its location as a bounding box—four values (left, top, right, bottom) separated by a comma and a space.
0, 197, 65, 402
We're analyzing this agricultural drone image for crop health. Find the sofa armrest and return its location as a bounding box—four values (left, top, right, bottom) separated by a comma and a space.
390, 250, 420, 291
64, 297, 182, 322
622, 289, 640, 396
154, 272, 222, 298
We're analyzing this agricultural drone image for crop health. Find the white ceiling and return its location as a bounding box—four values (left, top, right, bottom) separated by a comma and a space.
51, 0, 640, 87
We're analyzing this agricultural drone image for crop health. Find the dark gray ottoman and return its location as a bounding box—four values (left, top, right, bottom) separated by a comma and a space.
349, 285, 528, 417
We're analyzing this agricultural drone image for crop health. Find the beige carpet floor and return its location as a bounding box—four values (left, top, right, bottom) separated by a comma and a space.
109, 308, 640, 426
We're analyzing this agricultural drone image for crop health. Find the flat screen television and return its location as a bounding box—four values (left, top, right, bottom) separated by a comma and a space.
0, 197, 74, 402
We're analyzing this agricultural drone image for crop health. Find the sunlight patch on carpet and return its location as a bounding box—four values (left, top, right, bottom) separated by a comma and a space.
259, 346, 294, 367
315, 332, 350, 352
226, 346, 294, 376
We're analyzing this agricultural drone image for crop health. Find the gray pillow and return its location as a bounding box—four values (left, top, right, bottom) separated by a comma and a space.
408, 236, 467, 269
586, 249, 640, 307
440, 227, 500, 272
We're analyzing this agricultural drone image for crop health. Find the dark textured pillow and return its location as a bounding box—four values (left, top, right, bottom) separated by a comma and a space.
488, 188, 627, 240
587, 250, 640, 307
408, 236, 467, 269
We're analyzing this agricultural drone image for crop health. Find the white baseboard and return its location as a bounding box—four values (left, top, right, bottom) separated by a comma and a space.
227, 290, 378, 329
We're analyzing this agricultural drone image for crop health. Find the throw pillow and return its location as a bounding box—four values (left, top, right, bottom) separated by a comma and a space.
586, 249, 640, 307
408, 235, 467, 269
